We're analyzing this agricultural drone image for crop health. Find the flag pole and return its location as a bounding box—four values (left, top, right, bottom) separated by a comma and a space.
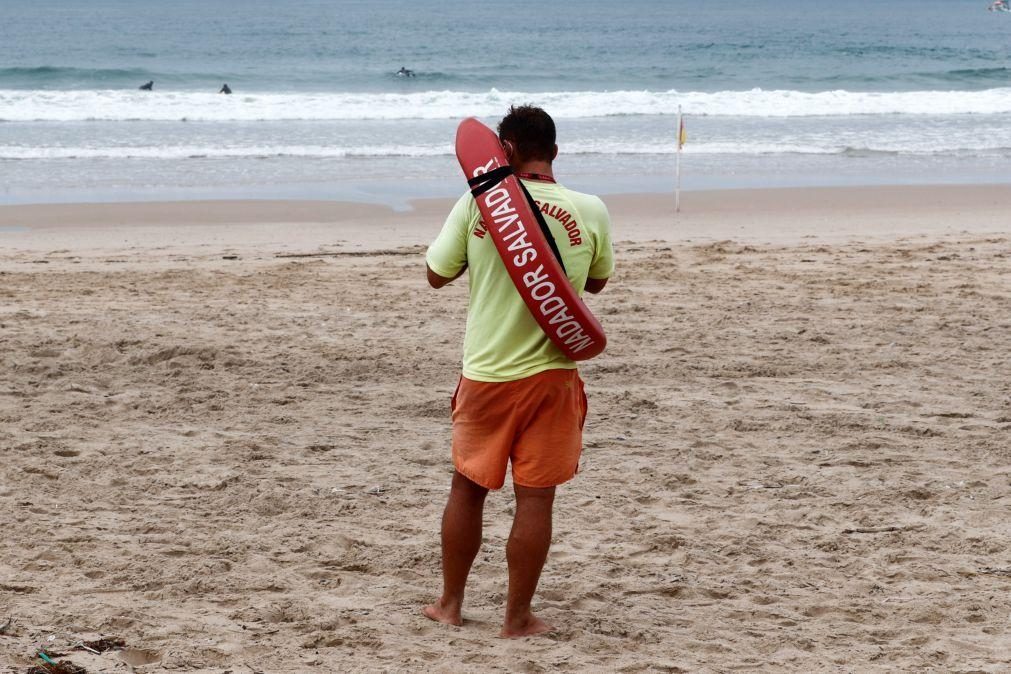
675, 105, 683, 215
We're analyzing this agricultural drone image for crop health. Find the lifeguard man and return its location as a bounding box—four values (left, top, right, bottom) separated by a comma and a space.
423, 105, 614, 638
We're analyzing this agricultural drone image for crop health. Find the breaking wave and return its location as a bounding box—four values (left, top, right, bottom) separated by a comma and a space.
4, 141, 1010, 161
3, 87, 1011, 122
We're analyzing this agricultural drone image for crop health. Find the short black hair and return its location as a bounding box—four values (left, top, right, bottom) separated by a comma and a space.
497, 105, 556, 163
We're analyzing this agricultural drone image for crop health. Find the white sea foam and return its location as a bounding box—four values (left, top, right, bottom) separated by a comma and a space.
3, 88, 1011, 122
4, 139, 1009, 161
0, 145, 451, 160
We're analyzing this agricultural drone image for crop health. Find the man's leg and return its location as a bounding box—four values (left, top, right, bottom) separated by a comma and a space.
423, 470, 489, 626
501, 483, 555, 638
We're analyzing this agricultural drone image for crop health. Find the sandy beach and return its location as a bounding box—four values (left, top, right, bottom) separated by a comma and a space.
1, 185, 1009, 672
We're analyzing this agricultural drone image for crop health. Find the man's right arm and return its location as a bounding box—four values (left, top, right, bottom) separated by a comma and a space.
584, 277, 608, 294
425, 194, 472, 289
427, 263, 468, 289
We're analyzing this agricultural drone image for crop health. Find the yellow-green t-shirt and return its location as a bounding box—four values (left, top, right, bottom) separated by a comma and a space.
426, 179, 614, 382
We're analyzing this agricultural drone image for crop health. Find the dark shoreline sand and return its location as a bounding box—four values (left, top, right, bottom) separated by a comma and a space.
1, 185, 1009, 671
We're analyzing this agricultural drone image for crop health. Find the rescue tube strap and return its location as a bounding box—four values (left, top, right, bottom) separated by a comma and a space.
517, 181, 567, 274
467, 165, 513, 197
467, 165, 567, 274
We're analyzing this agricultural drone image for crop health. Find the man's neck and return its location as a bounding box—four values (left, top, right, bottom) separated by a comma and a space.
511, 160, 555, 181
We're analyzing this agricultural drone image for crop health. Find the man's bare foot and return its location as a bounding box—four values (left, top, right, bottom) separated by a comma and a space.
500, 612, 552, 638
422, 597, 463, 627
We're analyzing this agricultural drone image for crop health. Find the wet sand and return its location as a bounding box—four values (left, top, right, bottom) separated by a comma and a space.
1, 186, 1009, 672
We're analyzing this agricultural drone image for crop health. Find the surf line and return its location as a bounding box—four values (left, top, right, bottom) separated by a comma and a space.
471, 160, 595, 354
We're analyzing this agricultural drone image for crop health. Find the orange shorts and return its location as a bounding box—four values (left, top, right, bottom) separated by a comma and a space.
451, 368, 588, 490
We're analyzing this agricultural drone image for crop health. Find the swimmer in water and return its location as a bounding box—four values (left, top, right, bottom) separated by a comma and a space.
219, 83, 232, 94
139, 80, 154, 91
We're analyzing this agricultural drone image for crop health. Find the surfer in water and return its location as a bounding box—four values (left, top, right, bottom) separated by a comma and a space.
396, 66, 416, 77
422, 106, 614, 638
139, 80, 154, 91
219, 83, 232, 94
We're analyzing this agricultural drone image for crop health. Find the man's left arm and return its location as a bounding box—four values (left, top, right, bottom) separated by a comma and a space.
585, 197, 615, 294
584, 276, 608, 294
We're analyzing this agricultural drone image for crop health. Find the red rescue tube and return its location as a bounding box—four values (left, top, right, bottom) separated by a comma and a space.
455, 117, 606, 361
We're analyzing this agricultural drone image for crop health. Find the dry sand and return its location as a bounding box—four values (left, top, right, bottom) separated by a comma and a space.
1, 186, 1009, 672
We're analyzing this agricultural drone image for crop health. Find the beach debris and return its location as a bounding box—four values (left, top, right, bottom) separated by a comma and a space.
275, 245, 425, 259
0, 616, 13, 635
75, 637, 125, 654
28, 649, 87, 674
365, 485, 386, 496
66, 384, 94, 394
842, 524, 926, 535
311, 486, 352, 499
738, 481, 784, 489
222, 254, 239, 260
27, 663, 87, 674
978, 566, 1011, 577
276, 251, 348, 258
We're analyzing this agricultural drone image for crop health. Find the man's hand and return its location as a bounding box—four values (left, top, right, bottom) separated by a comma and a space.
584, 277, 608, 294
427, 263, 467, 289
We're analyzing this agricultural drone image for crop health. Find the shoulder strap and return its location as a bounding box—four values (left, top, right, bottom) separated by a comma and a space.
467, 168, 567, 274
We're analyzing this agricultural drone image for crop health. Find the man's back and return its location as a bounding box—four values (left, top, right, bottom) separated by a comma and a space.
426, 179, 614, 382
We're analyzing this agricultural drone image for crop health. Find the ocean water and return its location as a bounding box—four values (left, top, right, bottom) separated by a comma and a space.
1, 0, 1010, 206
